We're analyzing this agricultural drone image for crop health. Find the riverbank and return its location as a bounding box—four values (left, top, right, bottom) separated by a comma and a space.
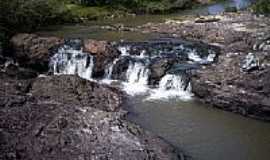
134, 11, 270, 120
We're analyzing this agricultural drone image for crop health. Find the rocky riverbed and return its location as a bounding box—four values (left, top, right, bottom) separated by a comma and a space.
133, 12, 270, 120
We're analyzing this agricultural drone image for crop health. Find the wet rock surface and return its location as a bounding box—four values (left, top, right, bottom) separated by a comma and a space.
83, 39, 120, 77
136, 12, 270, 120
0, 72, 182, 160
111, 56, 131, 80
192, 51, 270, 120
11, 34, 64, 72
149, 57, 176, 85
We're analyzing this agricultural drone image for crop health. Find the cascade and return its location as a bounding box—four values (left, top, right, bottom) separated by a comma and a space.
122, 61, 150, 96
50, 46, 94, 80
49, 39, 218, 100
104, 58, 120, 79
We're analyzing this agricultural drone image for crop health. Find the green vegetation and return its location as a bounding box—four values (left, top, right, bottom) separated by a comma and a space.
0, 0, 74, 52
252, 0, 270, 14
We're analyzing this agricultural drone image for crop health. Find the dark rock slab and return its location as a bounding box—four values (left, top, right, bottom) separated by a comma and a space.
0, 72, 182, 160
31, 75, 123, 112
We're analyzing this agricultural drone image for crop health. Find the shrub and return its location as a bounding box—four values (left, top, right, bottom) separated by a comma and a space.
252, 0, 270, 14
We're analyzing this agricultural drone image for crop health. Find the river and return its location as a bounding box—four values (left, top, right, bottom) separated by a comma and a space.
38, 0, 270, 160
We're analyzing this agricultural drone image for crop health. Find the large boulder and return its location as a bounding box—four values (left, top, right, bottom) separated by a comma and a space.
11, 33, 63, 72
83, 39, 120, 77
31, 75, 123, 112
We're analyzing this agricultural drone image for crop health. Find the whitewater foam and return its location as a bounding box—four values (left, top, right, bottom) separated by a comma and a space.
50, 46, 94, 81
147, 74, 193, 101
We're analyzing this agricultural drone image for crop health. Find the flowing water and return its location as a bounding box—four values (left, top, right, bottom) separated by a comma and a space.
44, 1, 270, 160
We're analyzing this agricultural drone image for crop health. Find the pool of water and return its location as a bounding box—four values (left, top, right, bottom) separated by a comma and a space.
126, 97, 270, 160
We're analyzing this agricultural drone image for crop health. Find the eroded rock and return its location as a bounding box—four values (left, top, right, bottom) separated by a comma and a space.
11, 34, 64, 72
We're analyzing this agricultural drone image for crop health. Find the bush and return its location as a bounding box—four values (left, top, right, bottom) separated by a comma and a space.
252, 0, 270, 14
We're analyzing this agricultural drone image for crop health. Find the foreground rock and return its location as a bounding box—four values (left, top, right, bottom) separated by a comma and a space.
0, 70, 182, 159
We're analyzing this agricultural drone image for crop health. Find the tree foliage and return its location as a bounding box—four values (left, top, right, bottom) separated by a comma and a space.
0, 0, 73, 51
252, 0, 270, 14
0, 0, 72, 33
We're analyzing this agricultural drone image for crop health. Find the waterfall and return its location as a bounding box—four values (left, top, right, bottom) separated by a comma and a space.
122, 61, 150, 96
50, 46, 94, 81
147, 74, 193, 100
48, 39, 218, 101
125, 62, 149, 85
159, 74, 187, 90
104, 58, 120, 79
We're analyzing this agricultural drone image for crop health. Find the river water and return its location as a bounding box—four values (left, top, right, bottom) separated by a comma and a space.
39, 0, 270, 160
127, 97, 270, 160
